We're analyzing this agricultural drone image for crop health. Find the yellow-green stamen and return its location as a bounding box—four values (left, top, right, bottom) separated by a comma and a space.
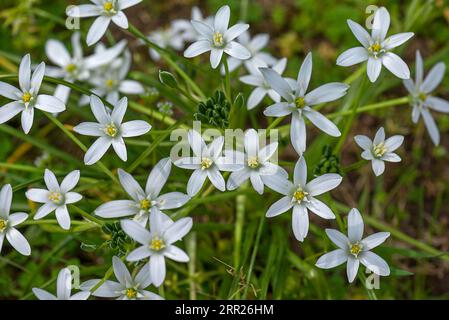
293, 188, 307, 202
247, 157, 260, 169
149, 237, 165, 251
373, 142, 387, 158
48, 191, 62, 204
213, 32, 224, 47
200, 157, 213, 170
126, 288, 138, 299
105, 79, 115, 88
103, 1, 113, 11
139, 199, 151, 210
295, 97, 306, 109
65, 63, 77, 73
22, 92, 32, 103
349, 242, 363, 257
368, 42, 383, 58
104, 123, 118, 137
419, 92, 427, 102
0, 219, 7, 232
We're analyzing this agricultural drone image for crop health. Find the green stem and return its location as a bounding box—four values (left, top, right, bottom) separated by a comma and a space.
70, 205, 105, 226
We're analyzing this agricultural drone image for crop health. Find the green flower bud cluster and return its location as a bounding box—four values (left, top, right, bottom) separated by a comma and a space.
194, 91, 230, 128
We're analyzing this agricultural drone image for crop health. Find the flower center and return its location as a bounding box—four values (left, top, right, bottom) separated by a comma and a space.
293, 188, 308, 203
48, 191, 63, 205
103, 1, 116, 13
418, 92, 427, 102
126, 288, 138, 299
0, 219, 7, 232
373, 142, 387, 158
247, 157, 260, 169
104, 123, 118, 137
65, 63, 77, 73
349, 242, 363, 257
149, 237, 165, 251
22, 92, 32, 103
139, 199, 151, 211
368, 42, 384, 58
295, 97, 306, 109
200, 157, 213, 170
105, 79, 115, 88
213, 31, 224, 47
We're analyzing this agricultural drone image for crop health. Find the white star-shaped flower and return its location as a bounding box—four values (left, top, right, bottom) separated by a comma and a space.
45, 33, 126, 104
121, 210, 193, 287
0, 184, 31, 256
95, 158, 190, 226
337, 7, 413, 82
73, 95, 151, 165
226, 129, 288, 194
0, 54, 66, 133
240, 58, 288, 110
171, 6, 213, 43
174, 130, 241, 196
403, 50, 449, 145
261, 52, 348, 154
264, 157, 342, 242
316, 208, 390, 283
33, 268, 91, 300
66, 0, 142, 46
26, 169, 82, 230
80, 256, 163, 300
354, 127, 404, 176
184, 5, 251, 69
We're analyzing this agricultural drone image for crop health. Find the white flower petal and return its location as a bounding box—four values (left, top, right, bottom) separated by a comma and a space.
0, 101, 23, 124
247, 87, 267, 110
73, 122, 103, 136
81, 280, 122, 298
118, 0, 142, 10
373, 127, 385, 145
210, 48, 224, 69
348, 208, 364, 242
157, 192, 190, 210
164, 245, 189, 262
384, 135, 404, 152
84, 136, 112, 165
207, 169, 226, 191
354, 135, 372, 150
367, 57, 382, 83
250, 172, 264, 194
297, 52, 312, 95
150, 254, 166, 287
260, 68, 293, 101
55, 206, 71, 230
371, 159, 385, 176
305, 198, 335, 219
112, 11, 129, 29
359, 251, 390, 276
306, 173, 342, 196
30, 62, 45, 95
227, 169, 251, 190
145, 158, 171, 197
224, 23, 249, 42
346, 255, 360, 283
66, 4, 101, 17
35, 94, 66, 113
117, 169, 145, 201
6, 228, 31, 256
120, 219, 151, 245
19, 54, 31, 92
291, 112, 306, 155
382, 52, 410, 80
112, 256, 133, 285
371, 7, 390, 42
421, 107, 440, 145
65, 192, 82, 204
316, 249, 348, 269
326, 228, 349, 249
347, 19, 371, 48
266, 196, 293, 218
292, 205, 309, 241
8, 212, 28, 227
415, 50, 424, 85
426, 97, 449, 113
44, 168, 60, 190
336, 47, 368, 67
111, 96, 127, 124
224, 41, 251, 60
121, 120, 151, 138
127, 246, 152, 261
263, 102, 292, 117
112, 138, 128, 161
383, 32, 414, 50
0, 83, 21, 100
33, 288, 56, 300
95, 200, 138, 218
305, 83, 348, 106
86, 16, 111, 46
381, 153, 401, 163
60, 170, 80, 193
34, 202, 58, 219
303, 108, 341, 137
186, 169, 207, 196
361, 232, 390, 251
214, 5, 230, 33
21, 106, 34, 134
0, 184, 12, 218
421, 62, 446, 94
262, 175, 293, 196
119, 80, 144, 94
